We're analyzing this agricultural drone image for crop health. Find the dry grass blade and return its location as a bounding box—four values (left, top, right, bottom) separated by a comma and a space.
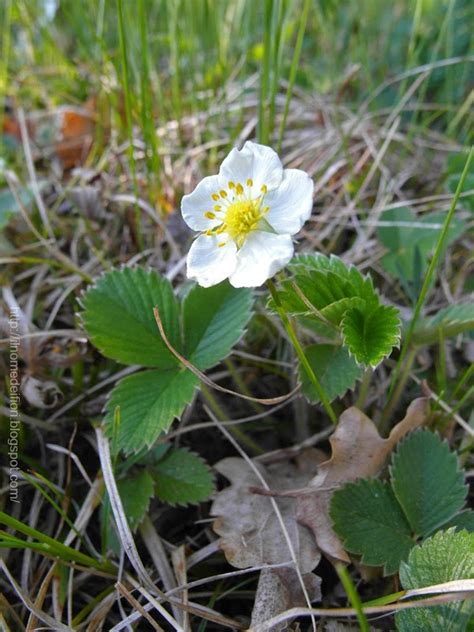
0, 560, 70, 631
153, 306, 299, 405
95, 427, 154, 592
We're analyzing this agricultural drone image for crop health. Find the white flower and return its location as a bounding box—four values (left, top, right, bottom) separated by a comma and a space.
181, 141, 314, 288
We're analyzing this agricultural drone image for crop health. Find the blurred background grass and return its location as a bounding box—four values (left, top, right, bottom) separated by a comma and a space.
2, 0, 473, 148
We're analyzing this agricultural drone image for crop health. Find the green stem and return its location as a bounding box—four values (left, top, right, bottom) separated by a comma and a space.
355, 367, 373, 410
335, 563, 370, 632
380, 348, 417, 433
386, 146, 474, 402
200, 383, 264, 455
117, 0, 144, 250
0, 511, 114, 573
267, 279, 337, 424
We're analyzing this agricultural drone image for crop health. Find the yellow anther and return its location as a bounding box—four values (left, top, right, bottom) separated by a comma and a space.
205, 211, 216, 219
263, 206, 269, 213
218, 242, 226, 248
228, 181, 235, 189
205, 229, 213, 236
214, 205, 222, 211
236, 183, 244, 194
261, 184, 267, 194
212, 193, 220, 201
246, 178, 253, 187
220, 190, 228, 198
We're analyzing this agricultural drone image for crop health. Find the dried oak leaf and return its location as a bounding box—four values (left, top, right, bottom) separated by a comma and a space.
296, 398, 430, 563
211, 453, 322, 627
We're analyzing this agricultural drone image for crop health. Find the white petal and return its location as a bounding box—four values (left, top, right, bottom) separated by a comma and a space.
219, 141, 283, 192
186, 233, 237, 288
181, 174, 223, 231
229, 232, 294, 288
264, 169, 314, 235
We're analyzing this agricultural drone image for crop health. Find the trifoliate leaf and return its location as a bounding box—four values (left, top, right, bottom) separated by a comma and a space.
104, 369, 198, 453
81, 268, 181, 368
341, 304, 401, 367
182, 281, 253, 370
299, 344, 364, 403
412, 302, 474, 345
396, 529, 474, 632
390, 430, 467, 537
330, 478, 414, 575
152, 449, 214, 505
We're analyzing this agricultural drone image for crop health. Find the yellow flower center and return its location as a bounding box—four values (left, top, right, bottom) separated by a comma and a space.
224, 199, 262, 242
203, 181, 270, 248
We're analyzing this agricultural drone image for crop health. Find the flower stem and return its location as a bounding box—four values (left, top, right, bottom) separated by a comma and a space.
335, 563, 370, 632
386, 146, 473, 402
267, 279, 338, 424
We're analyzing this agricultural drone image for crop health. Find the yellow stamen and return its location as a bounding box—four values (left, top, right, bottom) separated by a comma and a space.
218, 242, 226, 248
212, 193, 220, 201
228, 181, 235, 189
214, 205, 222, 211
224, 199, 263, 242
220, 190, 228, 198
205, 211, 216, 219
236, 183, 244, 194
261, 184, 267, 194
246, 178, 253, 187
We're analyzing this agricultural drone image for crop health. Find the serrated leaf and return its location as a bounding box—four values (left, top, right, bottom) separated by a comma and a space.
152, 449, 214, 505
299, 344, 364, 403
396, 529, 474, 632
104, 369, 198, 454
390, 430, 467, 537
182, 281, 253, 370
413, 302, 474, 345
341, 304, 401, 367
276, 254, 378, 316
330, 479, 414, 575
81, 268, 181, 368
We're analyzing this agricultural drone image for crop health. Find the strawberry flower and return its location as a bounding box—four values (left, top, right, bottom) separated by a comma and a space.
181, 141, 314, 287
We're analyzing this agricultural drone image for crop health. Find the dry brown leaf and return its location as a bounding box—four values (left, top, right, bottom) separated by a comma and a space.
296, 398, 430, 562
211, 452, 322, 627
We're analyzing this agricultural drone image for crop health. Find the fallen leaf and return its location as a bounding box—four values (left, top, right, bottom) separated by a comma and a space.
296, 398, 430, 562
211, 452, 322, 627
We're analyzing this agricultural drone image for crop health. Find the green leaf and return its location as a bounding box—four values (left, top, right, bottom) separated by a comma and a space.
330, 479, 414, 575
0, 187, 33, 230
396, 529, 474, 632
104, 369, 198, 453
390, 430, 467, 537
441, 511, 474, 533
412, 303, 474, 345
271, 254, 400, 367
81, 268, 181, 368
276, 254, 379, 315
152, 449, 214, 505
378, 207, 466, 286
341, 304, 401, 367
117, 469, 155, 530
299, 344, 364, 403
182, 281, 253, 370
